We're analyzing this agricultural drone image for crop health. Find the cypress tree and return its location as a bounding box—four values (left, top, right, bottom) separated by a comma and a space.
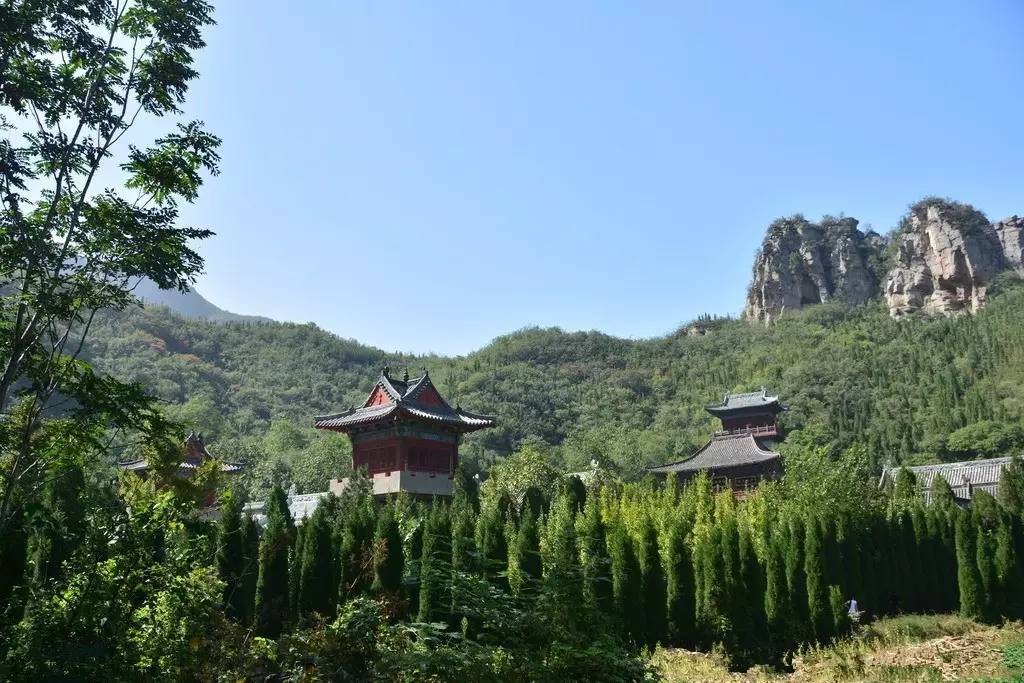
337, 524, 361, 602
994, 514, 1022, 618
764, 531, 791, 652
371, 505, 404, 596
216, 489, 246, 620
666, 522, 696, 648
404, 520, 424, 611
784, 516, 809, 640
638, 517, 667, 647
955, 513, 984, 620
289, 518, 305, 621
737, 518, 766, 652
999, 456, 1024, 519
973, 494, 999, 621
255, 485, 293, 637
578, 494, 613, 614
476, 505, 509, 592
541, 495, 583, 629
609, 527, 644, 645
510, 506, 541, 596
418, 510, 440, 622
300, 505, 337, 619
240, 515, 261, 624
450, 502, 477, 575
695, 523, 726, 646
804, 515, 831, 643
564, 475, 587, 516
931, 474, 956, 511
418, 508, 450, 623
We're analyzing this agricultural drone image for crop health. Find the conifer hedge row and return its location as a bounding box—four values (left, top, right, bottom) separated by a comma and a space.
218, 460, 1024, 663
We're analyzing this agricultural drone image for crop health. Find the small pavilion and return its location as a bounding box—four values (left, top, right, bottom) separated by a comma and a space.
315, 366, 496, 497
649, 389, 785, 493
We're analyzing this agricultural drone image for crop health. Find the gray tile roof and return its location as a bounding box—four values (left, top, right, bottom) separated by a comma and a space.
118, 431, 245, 474
705, 388, 783, 414
314, 369, 496, 433
880, 457, 1015, 503
117, 458, 245, 474
648, 433, 780, 474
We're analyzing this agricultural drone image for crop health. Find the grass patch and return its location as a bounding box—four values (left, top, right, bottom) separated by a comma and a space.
651, 615, 1024, 682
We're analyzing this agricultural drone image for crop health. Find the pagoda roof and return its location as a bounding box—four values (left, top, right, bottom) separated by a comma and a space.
314, 368, 496, 434
647, 432, 780, 474
118, 431, 245, 474
705, 388, 784, 416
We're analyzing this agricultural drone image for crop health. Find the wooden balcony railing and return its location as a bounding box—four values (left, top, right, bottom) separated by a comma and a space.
714, 424, 779, 438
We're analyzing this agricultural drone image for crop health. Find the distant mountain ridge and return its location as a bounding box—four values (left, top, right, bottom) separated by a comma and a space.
134, 278, 272, 324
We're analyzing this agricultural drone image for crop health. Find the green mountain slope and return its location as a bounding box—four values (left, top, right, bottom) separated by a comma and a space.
85, 277, 1024, 493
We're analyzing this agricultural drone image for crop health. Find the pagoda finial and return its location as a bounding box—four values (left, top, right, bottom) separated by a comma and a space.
403, 368, 409, 383
382, 364, 391, 378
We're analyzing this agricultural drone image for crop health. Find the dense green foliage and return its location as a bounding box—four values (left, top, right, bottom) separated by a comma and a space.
85, 279, 1024, 496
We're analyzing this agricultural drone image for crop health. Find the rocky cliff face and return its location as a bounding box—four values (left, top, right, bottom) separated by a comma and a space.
994, 215, 1024, 273
744, 216, 886, 322
884, 200, 1008, 317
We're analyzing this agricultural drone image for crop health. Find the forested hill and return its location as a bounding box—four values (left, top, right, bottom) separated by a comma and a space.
84, 276, 1024, 494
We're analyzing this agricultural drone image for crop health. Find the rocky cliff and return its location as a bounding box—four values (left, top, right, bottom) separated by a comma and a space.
744, 216, 886, 322
994, 215, 1024, 274
884, 199, 1009, 317
745, 199, 1023, 323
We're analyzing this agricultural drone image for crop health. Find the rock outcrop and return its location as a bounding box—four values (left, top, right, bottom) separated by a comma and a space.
744, 216, 886, 322
884, 200, 1007, 317
993, 215, 1024, 274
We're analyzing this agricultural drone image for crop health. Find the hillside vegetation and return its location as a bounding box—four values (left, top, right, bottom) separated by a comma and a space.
85, 277, 1024, 494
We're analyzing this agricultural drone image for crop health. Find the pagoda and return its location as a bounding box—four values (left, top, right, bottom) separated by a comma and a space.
314, 366, 496, 497
119, 431, 245, 478
648, 389, 785, 493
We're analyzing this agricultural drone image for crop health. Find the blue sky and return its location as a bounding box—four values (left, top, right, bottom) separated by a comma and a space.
167, 1, 1023, 355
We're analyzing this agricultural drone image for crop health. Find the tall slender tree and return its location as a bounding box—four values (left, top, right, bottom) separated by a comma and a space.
609, 527, 644, 645
665, 522, 696, 647
255, 486, 294, 637
300, 505, 336, 619
216, 489, 246, 621
955, 513, 984, 620
578, 494, 613, 614
804, 515, 831, 642
371, 505, 404, 596
511, 507, 541, 596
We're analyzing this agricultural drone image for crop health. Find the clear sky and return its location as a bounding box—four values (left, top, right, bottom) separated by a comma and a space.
167, 1, 1024, 356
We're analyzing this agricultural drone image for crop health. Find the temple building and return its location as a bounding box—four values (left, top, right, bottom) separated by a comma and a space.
314, 366, 496, 498
879, 457, 1016, 507
648, 389, 785, 493
118, 431, 245, 479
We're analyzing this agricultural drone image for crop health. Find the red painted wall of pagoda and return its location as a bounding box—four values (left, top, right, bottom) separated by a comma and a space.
353, 436, 457, 476
366, 386, 392, 406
